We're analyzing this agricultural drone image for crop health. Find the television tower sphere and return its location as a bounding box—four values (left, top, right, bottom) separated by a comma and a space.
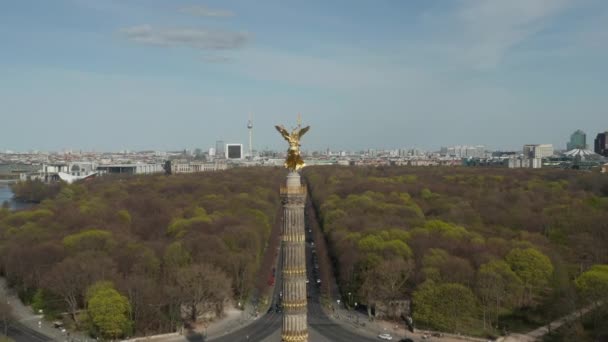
247, 120, 253, 129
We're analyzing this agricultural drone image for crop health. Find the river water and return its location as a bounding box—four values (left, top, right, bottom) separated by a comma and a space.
0, 184, 30, 210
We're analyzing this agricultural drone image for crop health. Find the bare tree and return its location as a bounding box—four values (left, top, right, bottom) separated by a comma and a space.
359, 259, 413, 318
44, 258, 89, 325
176, 263, 231, 322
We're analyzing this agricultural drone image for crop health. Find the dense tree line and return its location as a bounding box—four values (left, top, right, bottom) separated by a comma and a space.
303, 166, 608, 339
0, 168, 284, 339
10, 179, 62, 203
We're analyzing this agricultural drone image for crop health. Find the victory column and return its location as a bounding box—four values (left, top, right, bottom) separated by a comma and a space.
275, 118, 310, 342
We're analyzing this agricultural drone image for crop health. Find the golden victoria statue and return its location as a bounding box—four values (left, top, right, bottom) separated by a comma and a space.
275, 120, 310, 172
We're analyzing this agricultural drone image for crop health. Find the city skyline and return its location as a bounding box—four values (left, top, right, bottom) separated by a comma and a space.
0, 130, 601, 155
1, 0, 607, 151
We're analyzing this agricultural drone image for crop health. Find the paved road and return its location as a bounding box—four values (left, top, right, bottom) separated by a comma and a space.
306, 226, 378, 342
5, 322, 53, 342
206, 244, 285, 342
201, 203, 380, 342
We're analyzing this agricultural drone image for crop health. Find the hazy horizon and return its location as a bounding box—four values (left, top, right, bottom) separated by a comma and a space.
1, 0, 607, 152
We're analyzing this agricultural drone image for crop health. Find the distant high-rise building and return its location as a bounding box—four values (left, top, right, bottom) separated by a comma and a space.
567, 130, 587, 150
523, 144, 554, 158
215, 140, 225, 159
226, 144, 243, 159
595, 132, 608, 157
445, 145, 485, 158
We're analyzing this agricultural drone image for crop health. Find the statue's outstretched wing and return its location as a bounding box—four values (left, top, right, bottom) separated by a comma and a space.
275, 125, 290, 141
298, 126, 310, 138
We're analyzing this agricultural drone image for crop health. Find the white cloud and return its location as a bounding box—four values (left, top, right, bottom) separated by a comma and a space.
420, 0, 572, 69
180, 5, 234, 18
459, 0, 569, 67
120, 25, 251, 50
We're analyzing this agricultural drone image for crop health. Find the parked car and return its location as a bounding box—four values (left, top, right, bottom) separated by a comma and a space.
398, 339, 414, 342
378, 333, 393, 340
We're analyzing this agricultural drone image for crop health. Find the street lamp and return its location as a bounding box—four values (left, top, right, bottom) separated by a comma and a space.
348, 292, 352, 308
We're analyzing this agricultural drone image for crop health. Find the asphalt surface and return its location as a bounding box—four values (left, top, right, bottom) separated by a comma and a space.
206, 242, 285, 342
191, 311, 281, 342
202, 202, 380, 342
306, 233, 378, 342
5, 322, 53, 342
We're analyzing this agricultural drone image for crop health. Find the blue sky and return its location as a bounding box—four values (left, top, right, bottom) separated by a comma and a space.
1, 0, 607, 152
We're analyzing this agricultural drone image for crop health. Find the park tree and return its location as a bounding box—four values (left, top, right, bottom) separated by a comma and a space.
86, 281, 132, 339
119, 274, 163, 335
44, 257, 90, 325
476, 260, 523, 329
176, 263, 232, 322
62, 229, 116, 254
163, 241, 191, 277
575, 264, 608, 332
412, 281, 478, 333
575, 264, 608, 305
505, 248, 553, 306
358, 258, 413, 318
0, 168, 285, 337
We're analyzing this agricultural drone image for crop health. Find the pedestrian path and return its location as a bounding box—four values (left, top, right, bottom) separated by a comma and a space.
1, 277, 90, 342
498, 302, 601, 342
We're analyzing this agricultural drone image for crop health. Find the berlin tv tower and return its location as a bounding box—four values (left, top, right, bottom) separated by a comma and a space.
247, 113, 253, 159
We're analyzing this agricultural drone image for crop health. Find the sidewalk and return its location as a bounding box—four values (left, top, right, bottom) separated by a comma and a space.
326, 304, 490, 342
498, 302, 602, 342
205, 303, 263, 338
1, 277, 91, 341
159, 304, 261, 342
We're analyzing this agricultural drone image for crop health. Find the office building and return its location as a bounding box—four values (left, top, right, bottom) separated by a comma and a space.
508, 157, 542, 169
96, 163, 164, 175
567, 130, 587, 150
445, 145, 485, 158
226, 144, 243, 159
215, 140, 225, 159
171, 161, 227, 174
595, 132, 608, 157
523, 144, 554, 159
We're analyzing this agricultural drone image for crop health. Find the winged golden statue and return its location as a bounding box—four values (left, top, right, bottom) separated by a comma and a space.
275, 122, 310, 171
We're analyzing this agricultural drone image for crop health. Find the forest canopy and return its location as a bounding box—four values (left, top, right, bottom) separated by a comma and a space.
303, 166, 608, 337
0, 168, 284, 338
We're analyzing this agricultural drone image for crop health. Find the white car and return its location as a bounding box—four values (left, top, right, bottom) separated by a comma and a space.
378, 333, 393, 340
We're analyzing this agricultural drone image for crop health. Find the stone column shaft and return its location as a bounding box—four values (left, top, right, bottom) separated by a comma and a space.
280, 172, 308, 342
